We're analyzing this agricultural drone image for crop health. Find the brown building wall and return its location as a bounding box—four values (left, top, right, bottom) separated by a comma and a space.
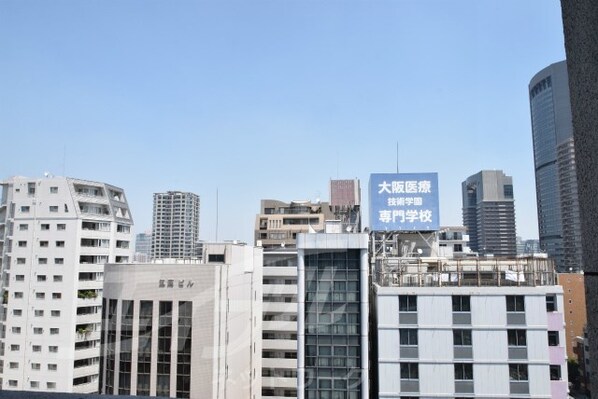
558, 273, 587, 359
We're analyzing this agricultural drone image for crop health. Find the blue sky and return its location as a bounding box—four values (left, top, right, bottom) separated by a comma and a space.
1, 1, 566, 244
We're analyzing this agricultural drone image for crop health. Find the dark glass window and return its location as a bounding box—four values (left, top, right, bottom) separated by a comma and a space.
399, 295, 417, 312
506, 295, 525, 312
400, 363, 419, 379
452, 296, 471, 312
118, 300, 134, 394
137, 301, 152, 396
509, 364, 528, 381
548, 331, 559, 346
454, 363, 473, 380
157, 301, 172, 397
177, 301, 192, 398
508, 329, 527, 346
453, 329, 472, 346
399, 329, 418, 346
550, 365, 561, 380
546, 295, 557, 312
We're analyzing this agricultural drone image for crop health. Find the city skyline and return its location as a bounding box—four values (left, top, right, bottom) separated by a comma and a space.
1, 1, 567, 244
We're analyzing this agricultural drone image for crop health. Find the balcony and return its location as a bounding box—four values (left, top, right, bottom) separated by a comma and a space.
263, 339, 297, 351
263, 302, 297, 314
262, 357, 297, 370
263, 320, 297, 332
263, 284, 297, 296
262, 376, 297, 389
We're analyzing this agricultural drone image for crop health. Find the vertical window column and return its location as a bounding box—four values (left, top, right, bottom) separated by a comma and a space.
177, 301, 192, 398
157, 301, 172, 397
119, 300, 133, 394
137, 301, 153, 396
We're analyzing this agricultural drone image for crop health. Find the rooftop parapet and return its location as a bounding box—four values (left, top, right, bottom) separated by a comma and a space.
374, 256, 556, 288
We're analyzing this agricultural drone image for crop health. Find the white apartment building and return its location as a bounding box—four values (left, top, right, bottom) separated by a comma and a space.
151, 191, 200, 260
373, 257, 569, 398
0, 176, 133, 393
99, 242, 262, 398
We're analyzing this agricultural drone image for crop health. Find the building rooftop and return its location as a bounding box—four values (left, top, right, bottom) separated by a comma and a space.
374, 256, 556, 288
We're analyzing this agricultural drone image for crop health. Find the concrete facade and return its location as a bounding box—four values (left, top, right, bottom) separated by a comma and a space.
99, 242, 262, 398
373, 257, 568, 398
462, 170, 517, 257
560, 1, 598, 394
0, 176, 133, 393
150, 192, 200, 260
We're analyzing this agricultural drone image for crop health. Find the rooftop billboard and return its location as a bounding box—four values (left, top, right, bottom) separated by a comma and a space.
369, 173, 440, 231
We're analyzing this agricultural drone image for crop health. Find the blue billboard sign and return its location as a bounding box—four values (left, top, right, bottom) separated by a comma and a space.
369, 173, 440, 231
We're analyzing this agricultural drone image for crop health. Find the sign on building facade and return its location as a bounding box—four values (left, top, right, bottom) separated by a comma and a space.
369, 173, 440, 231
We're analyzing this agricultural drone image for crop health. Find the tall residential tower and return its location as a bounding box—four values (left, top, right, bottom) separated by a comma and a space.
0, 176, 133, 393
529, 60, 582, 271
151, 191, 200, 260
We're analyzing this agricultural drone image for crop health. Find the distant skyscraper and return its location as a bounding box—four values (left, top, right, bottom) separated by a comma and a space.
462, 170, 516, 257
0, 176, 133, 393
134, 231, 151, 262
151, 191, 199, 259
529, 60, 582, 271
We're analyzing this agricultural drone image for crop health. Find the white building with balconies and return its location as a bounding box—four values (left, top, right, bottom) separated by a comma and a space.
0, 176, 133, 393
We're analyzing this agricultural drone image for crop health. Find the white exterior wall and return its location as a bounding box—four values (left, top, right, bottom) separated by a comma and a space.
0, 176, 133, 393
375, 285, 567, 398
100, 243, 262, 399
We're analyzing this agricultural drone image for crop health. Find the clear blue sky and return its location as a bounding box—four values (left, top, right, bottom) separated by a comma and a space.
1, 0, 566, 244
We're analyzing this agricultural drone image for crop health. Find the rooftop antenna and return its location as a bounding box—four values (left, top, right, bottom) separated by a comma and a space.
396, 141, 399, 174
215, 188, 219, 242
62, 145, 66, 176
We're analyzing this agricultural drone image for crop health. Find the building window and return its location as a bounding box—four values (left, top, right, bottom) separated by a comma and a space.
57, 223, 66, 230
39, 258, 47, 265
18, 224, 28, 231
47, 382, 56, 389
31, 363, 40, 370
453, 329, 472, 346
49, 346, 58, 353
400, 363, 419, 380
34, 309, 44, 317
50, 328, 59, 335
11, 326, 21, 334
32, 345, 41, 352
16, 258, 26, 264
50, 186, 58, 193
51, 310, 60, 317
551, 364, 563, 380
15, 274, 24, 281
9, 362, 19, 369
454, 363, 473, 380
37, 275, 46, 282
55, 258, 64, 264
52, 292, 61, 299
399, 329, 418, 346
119, 300, 134, 395
452, 296, 471, 312
40, 241, 49, 247
56, 241, 65, 248
546, 295, 557, 312
48, 364, 57, 371
137, 300, 153, 396
14, 292, 23, 299
36, 292, 45, 299
30, 381, 39, 389
33, 327, 43, 334
49, 206, 58, 212
41, 224, 50, 231
157, 301, 173, 397
177, 301, 193, 398
399, 295, 417, 312
18, 241, 27, 247
10, 344, 20, 351
14, 309, 22, 316
548, 331, 559, 346
508, 329, 527, 346
21, 206, 30, 213
509, 364, 528, 381
8, 380, 17, 387
53, 275, 62, 282
506, 295, 525, 312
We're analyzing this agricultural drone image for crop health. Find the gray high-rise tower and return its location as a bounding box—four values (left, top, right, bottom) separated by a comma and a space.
151, 191, 200, 259
529, 60, 582, 272
462, 170, 517, 257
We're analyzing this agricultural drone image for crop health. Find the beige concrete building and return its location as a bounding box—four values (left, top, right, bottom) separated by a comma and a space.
99, 242, 262, 398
